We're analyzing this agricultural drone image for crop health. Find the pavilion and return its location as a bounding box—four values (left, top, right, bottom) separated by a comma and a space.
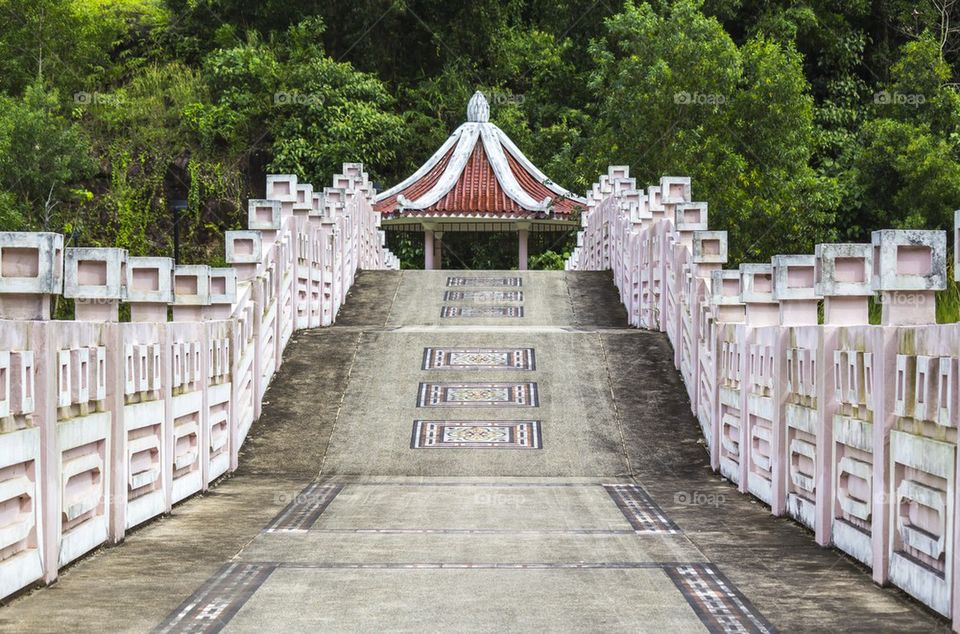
374, 91, 586, 269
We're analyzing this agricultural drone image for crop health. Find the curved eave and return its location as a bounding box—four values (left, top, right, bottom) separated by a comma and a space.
375, 124, 467, 202
379, 214, 579, 226
493, 124, 587, 206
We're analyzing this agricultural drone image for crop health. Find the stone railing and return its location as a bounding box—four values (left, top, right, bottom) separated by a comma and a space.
567, 166, 960, 629
0, 164, 398, 600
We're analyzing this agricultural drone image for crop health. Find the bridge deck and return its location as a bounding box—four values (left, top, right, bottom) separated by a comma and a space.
0, 271, 946, 632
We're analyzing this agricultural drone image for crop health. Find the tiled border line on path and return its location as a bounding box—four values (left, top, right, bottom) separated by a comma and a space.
443, 290, 524, 302
155, 561, 774, 634
154, 562, 276, 634
665, 563, 776, 634
295, 481, 630, 487
293, 528, 642, 535
440, 305, 525, 318
263, 482, 343, 533
604, 483, 682, 534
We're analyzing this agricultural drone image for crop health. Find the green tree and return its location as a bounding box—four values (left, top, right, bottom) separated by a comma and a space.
839, 33, 960, 239
0, 83, 94, 230
198, 18, 405, 187
587, 0, 838, 262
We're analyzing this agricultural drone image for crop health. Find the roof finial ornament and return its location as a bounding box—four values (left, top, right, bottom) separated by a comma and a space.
467, 91, 490, 123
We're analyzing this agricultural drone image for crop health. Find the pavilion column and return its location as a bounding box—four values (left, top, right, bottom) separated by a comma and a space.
517, 223, 530, 271
424, 229, 435, 270
435, 231, 444, 270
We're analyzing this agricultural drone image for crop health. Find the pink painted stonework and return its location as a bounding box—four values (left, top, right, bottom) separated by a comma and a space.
566, 165, 960, 629
0, 166, 398, 600
2, 157, 960, 630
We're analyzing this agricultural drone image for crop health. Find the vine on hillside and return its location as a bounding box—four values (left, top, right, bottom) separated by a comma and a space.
107, 147, 157, 256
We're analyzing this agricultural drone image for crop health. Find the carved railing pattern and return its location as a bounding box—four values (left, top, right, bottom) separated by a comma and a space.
566, 166, 960, 628
0, 165, 397, 598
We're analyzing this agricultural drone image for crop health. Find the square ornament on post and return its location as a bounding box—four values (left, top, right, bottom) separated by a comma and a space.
64, 247, 127, 322
871, 230, 946, 326
0, 232, 63, 320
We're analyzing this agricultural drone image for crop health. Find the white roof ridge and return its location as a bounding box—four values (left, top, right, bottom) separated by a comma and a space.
479, 124, 549, 211
494, 124, 586, 204
396, 124, 479, 210
375, 124, 468, 202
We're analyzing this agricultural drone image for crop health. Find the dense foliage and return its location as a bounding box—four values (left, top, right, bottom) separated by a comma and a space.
1, 0, 960, 268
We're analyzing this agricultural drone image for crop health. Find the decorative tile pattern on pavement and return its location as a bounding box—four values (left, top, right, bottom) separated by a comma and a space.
263, 482, 343, 533
603, 484, 681, 534
446, 276, 522, 287
440, 306, 524, 318
154, 562, 276, 634
443, 290, 524, 302
417, 382, 539, 407
665, 563, 775, 634
422, 348, 536, 371
411, 420, 542, 449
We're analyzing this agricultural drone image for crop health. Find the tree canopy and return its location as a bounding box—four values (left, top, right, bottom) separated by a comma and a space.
0, 0, 959, 268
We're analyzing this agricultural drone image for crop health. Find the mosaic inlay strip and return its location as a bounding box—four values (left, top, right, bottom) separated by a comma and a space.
603, 484, 681, 534
446, 276, 522, 287
411, 420, 542, 449
417, 382, 539, 407
441, 306, 524, 318
665, 564, 775, 634
264, 482, 343, 532
443, 290, 524, 302
422, 348, 536, 371
155, 562, 276, 634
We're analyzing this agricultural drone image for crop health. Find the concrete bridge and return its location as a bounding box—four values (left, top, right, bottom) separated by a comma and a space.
0, 269, 944, 632
0, 165, 956, 632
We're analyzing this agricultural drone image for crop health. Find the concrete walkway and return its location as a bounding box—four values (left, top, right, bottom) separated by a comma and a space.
0, 271, 948, 633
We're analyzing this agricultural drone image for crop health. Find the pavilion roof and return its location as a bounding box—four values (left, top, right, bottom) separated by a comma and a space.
374, 92, 586, 220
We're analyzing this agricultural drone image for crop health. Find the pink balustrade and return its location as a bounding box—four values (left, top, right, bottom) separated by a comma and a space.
566, 165, 960, 630
0, 165, 398, 600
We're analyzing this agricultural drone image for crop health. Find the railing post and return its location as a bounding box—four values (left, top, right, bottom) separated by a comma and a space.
682, 231, 727, 411
122, 255, 174, 531
692, 231, 726, 280
64, 247, 127, 322
770, 255, 822, 523
872, 229, 946, 326
711, 269, 745, 473
65, 247, 126, 543
736, 263, 778, 494
0, 233, 62, 588
772, 255, 820, 327
126, 257, 174, 323
204, 268, 237, 321
172, 265, 211, 322
869, 229, 947, 595
812, 242, 879, 569
739, 264, 778, 327
0, 232, 63, 320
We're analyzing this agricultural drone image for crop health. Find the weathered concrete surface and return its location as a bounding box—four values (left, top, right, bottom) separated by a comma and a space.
320, 330, 626, 476
603, 330, 949, 632
227, 568, 706, 632
385, 270, 573, 326
335, 270, 402, 327
0, 270, 949, 633
0, 319, 360, 630
566, 270, 629, 328
240, 329, 360, 477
